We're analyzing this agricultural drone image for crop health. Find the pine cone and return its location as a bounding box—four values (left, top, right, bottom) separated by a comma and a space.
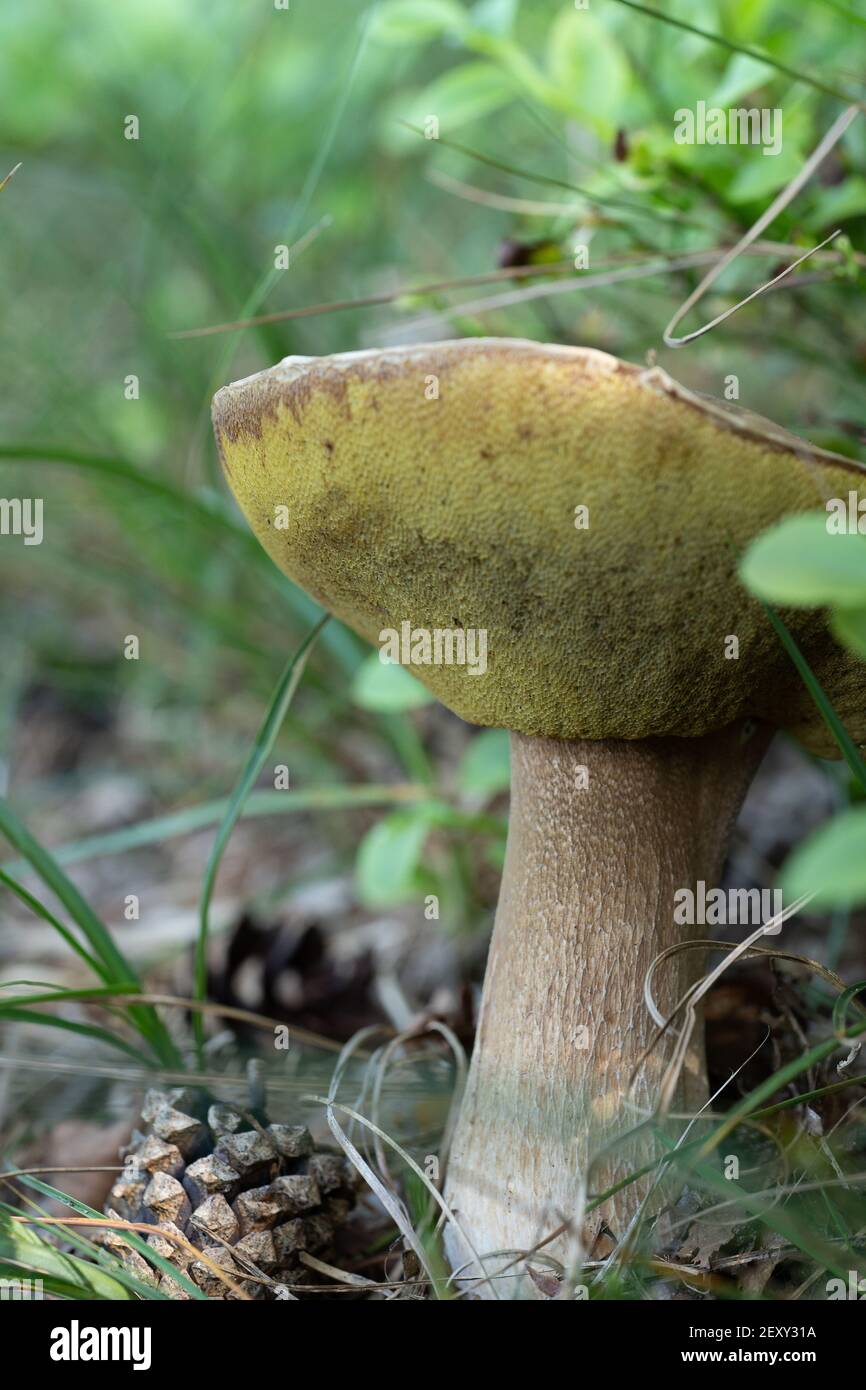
104, 1087, 358, 1298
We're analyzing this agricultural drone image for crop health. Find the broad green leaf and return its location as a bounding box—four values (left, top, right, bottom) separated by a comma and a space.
350, 652, 433, 712
724, 0, 775, 41
457, 728, 511, 798
804, 177, 866, 232
355, 805, 437, 907
739, 513, 866, 607
468, 34, 563, 112
832, 605, 866, 660
727, 142, 805, 204
372, 0, 468, 44
710, 52, 775, 105
469, 0, 516, 37
353, 798, 498, 907
546, 10, 631, 130
780, 805, 866, 908
405, 62, 516, 134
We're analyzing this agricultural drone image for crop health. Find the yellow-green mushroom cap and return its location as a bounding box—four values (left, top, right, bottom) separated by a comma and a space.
212, 338, 866, 756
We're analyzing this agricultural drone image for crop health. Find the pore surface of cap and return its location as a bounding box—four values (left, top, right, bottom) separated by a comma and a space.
212, 338, 866, 754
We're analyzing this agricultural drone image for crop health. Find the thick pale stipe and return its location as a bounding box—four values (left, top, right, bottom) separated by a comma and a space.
444, 725, 769, 1294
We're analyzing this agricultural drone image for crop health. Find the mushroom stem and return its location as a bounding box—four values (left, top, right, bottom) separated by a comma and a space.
444, 722, 769, 1293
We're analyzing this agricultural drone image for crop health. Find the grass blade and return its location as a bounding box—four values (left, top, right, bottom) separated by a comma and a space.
0, 445, 365, 674
589, 1008, 866, 1213
0, 784, 427, 873
665, 1140, 863, 1278
0, 1008, 154, 1065
194, 616, 328, 1060
0, 799, 181, 1068
1, 984, 143, 1005
0, 444, 251, 543
4, 1173, 205, 1299
0, 869, 104, 977
400, 122, 706, 228
0, 1213, 137, 1301
762, 602, 866, 791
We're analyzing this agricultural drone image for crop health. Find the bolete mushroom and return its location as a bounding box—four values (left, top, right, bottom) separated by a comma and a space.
212, 338, 866, 1290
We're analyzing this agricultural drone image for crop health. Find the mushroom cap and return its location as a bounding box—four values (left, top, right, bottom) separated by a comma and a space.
212, 338, 866, 755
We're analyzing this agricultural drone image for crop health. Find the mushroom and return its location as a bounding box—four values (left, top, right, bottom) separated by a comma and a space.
212, 338, 866, 1290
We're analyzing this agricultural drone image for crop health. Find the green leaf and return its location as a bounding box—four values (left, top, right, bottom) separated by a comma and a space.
709, 52, 776, 106
408, 61, 515, 132
803, 177, 866, 232
780, 805, 866, 908
724, 0, 775, 40
0, 984, 137, 1004
372, 0, 468, 44
739, 513, 866, 607
469, 0, 516, 37
727, 143, 807, 205
350, 652, 433, 712
831, 605, 866, 660
355, 805, 438, 907
354, 797, 498, 910
546, 10, 631, 130
195, 617, 327, 1061
457, 728, 511, 798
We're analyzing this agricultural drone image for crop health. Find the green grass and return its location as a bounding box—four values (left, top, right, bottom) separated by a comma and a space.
193, 615, 329, 1061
